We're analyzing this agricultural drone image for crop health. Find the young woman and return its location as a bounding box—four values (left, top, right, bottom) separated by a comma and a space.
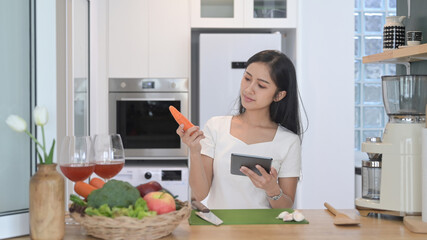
177, 50, 302, 209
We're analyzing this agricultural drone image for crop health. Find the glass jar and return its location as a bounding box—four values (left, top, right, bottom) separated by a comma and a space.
361, 160, 382, 200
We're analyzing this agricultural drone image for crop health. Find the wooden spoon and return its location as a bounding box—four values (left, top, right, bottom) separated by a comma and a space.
324, 202, 360, 226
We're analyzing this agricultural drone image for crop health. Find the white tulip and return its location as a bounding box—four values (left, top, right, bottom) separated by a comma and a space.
33, 106, 48, 126
6, 115, 27, 132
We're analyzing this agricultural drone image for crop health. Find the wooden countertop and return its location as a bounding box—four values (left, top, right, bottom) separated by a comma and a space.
11, 209, 426, 240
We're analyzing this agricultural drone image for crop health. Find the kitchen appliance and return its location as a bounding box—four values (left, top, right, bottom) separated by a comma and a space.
109, 78, 189, 159
114, 161, 189, 201
199, 33, 282, 129
361, 159, 381, 200
355, 75, 427, 216
361, 137, 382, 200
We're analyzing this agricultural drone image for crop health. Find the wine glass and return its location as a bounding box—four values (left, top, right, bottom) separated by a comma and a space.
91, 134, 125, 181
59, 135, 94, 225
59, 136, 95, 182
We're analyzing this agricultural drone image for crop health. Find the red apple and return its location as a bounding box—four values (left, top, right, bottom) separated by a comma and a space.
136, 181, 162, 197
143, 191, 176, 215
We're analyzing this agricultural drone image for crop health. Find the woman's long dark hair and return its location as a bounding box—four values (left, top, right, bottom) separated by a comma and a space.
238, 50, 303, 138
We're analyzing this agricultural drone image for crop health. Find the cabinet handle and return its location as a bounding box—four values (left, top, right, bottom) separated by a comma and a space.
119, 98, 176, 101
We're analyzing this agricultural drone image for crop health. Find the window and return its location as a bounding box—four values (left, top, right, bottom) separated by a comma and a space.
0, 0, 35, 237
354, 0, 396, 164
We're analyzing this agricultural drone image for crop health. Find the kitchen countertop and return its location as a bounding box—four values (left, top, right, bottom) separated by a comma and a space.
11, 209, 426, 240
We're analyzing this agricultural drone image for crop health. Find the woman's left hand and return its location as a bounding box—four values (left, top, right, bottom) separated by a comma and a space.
240, 165, 279, 194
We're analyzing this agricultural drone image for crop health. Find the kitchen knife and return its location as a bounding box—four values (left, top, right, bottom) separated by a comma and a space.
191, 200, 223, 226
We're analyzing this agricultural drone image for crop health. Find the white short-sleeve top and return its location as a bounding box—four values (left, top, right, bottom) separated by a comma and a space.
200, 116, 301, 209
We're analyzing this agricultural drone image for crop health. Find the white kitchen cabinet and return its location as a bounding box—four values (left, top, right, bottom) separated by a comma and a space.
149, 0, 190, 78
244, 0, 297, 28
191, 0, 296, 28
191, 0, 244, 28
108, 0, 149, 78
108, 0, 190, 78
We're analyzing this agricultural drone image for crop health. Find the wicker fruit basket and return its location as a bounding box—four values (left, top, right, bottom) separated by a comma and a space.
71, 201, 191, 240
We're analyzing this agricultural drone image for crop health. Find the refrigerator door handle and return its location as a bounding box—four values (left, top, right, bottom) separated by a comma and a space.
231, 62, 247, 69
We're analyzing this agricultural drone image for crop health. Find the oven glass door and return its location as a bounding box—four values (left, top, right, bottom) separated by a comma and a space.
109, 92, 189, 158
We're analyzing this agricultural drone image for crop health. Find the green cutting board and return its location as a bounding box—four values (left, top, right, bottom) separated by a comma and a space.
189, 208, 309, 225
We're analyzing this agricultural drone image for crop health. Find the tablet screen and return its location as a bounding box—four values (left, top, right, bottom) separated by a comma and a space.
230, 153, 272, 176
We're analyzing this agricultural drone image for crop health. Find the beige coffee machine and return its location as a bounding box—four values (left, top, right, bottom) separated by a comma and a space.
355, 75, 427, 216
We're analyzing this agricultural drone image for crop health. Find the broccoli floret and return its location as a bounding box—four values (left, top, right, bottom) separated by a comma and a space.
87, 179, 140, 208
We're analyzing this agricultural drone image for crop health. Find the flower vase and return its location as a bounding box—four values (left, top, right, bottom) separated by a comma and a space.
29, 164, 65, 240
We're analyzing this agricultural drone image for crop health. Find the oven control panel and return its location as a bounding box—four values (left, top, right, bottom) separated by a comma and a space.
109, 78, 188, 92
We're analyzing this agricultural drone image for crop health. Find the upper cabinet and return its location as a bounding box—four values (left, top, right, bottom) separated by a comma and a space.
108, 0, 149, 78
191, 0, 244, 28
244, 0, 297, 28
191, 0, 297, 28
108, 0, 190, 78
148, 0, 190, 78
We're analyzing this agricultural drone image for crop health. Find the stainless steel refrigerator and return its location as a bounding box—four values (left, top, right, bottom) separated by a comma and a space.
199, 33, 282, 129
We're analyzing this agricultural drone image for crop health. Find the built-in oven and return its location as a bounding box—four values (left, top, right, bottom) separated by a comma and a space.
109, 78, 189, 159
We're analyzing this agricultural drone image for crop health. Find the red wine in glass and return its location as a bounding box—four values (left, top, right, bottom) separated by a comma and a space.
59, 135, 94, 225
60, 163, 95, 182
59, 136, 94, 183
94, 160, 124, 180
92, 134, 125, 181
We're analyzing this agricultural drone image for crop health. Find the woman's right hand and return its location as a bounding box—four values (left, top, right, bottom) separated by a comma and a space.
176, 124, 205, 153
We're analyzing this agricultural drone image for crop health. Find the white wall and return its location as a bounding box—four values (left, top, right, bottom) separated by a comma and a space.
296, 0, 355, 209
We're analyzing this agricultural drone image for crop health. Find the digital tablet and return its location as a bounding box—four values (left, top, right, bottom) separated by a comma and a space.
230, 153, 273, 176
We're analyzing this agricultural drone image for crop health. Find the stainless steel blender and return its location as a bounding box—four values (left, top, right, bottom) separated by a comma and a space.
356, 75, 427, 216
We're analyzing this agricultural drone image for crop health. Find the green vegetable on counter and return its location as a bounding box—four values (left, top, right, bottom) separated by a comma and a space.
85, 197, 157, 219
70, 194, 87, 207
87, 179, 140, 208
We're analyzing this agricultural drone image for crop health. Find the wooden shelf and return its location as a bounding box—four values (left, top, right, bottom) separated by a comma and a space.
362, 43, 427, 64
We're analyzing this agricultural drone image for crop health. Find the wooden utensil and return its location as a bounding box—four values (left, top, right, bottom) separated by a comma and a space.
324, 202, 360, 226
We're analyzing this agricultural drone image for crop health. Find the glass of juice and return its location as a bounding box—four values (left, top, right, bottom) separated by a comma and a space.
59, 135, 94, 225
59, 136, 95, 182
91, 134, 125, 181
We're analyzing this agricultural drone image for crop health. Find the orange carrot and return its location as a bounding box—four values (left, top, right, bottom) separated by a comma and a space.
89, 177, 105, 189
74, 181, 97, 199
169, 106, 194, 131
